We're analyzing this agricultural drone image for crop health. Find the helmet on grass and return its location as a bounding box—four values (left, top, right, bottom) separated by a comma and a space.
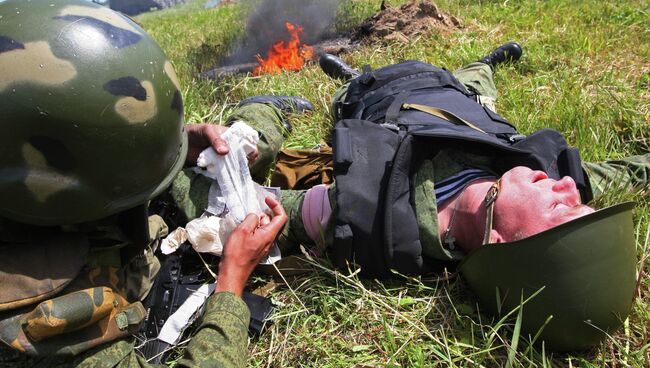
459, 202, 637, 351
0, 0, 187, 226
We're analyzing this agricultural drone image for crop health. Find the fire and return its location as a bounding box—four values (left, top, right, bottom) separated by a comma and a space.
253, 22, 313, 75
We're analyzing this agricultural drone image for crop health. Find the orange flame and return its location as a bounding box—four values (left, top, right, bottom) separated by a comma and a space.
253, 22, 314, 75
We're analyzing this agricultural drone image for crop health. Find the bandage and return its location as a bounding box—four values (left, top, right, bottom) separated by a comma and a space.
196, 121, 261, 222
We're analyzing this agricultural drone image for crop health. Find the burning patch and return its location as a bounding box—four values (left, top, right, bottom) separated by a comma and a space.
0, 41, 77, 92
253, 22, 314, 75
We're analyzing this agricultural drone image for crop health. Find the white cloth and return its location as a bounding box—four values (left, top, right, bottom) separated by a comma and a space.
160, 215, 237, 255
196, 121, 260, 222
157, 283, 216, 345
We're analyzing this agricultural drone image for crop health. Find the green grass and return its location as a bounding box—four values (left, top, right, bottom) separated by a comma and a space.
137, 0, 650, 366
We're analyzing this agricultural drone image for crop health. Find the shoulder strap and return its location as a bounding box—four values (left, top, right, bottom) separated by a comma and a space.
383, 135, 433, 275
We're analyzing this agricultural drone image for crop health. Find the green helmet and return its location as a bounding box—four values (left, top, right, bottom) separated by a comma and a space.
459, 202, 637, 351
0, 0, 187, 226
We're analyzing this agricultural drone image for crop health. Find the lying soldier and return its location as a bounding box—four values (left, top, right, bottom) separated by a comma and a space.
178, 43, 648, 351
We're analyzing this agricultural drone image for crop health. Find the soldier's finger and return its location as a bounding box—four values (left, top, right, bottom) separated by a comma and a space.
267, 205, 287, 230
204, 125, 229, 155
266, 196, 287, 219
238, 213, 260, 234
259, 213, 271, 226
257, 216, 287, 244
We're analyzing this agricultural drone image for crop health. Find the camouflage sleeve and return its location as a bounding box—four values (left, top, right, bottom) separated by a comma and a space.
174, 291, 251, 368
583, 154, 650, 200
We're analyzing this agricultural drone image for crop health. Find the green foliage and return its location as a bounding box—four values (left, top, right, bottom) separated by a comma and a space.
137, 0, 650, 366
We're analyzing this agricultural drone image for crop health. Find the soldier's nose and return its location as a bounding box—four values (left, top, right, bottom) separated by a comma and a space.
552, 176, 580, 205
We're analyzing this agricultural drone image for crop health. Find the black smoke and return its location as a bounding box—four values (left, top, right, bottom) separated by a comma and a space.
225, 0, 342, 65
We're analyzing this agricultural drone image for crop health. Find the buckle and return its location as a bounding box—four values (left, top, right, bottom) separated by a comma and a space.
484, 180, 500, 207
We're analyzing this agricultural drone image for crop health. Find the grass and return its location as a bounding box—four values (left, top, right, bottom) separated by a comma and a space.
137, 0, 650, 366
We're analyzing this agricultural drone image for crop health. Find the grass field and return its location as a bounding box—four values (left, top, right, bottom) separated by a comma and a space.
138, 0, 650, 366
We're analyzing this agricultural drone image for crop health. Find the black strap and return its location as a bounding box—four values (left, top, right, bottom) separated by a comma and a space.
385, 91, 410, 125
119, 204, 150, 264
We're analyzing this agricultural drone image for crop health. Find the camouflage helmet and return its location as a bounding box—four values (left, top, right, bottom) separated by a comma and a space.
459, 202, 637, 351
0, 0, 187, 226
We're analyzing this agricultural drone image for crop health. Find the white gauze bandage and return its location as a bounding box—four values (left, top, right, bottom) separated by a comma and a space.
196, 121, 260, 222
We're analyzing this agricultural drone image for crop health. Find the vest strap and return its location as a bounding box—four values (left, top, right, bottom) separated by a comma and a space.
403, 103, 487, 134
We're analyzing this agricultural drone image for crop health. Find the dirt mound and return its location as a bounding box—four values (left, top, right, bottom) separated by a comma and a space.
353, 0, 462, 43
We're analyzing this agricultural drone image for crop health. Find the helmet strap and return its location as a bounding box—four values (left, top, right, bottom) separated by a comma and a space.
482, 179, 501, 245
118, 204, 150, 263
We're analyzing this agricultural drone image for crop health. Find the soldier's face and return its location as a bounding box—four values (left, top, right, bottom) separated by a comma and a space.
492, 166, 595, 242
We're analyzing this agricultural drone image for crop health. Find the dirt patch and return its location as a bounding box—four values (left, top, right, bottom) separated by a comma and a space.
353, 0, 462, 43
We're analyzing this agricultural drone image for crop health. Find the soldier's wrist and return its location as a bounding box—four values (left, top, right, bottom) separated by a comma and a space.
215, 263, 247, 297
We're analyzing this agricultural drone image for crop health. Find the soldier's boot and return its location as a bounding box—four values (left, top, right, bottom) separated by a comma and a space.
478, 42, 523, 70
319, 53, 361, 81
238, 95, 314, 134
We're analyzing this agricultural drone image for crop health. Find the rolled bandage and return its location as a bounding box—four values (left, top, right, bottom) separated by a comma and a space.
301, 184, 332, 246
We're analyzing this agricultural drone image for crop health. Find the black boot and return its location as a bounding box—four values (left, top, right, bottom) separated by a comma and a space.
319, 53, 361, 80
478, 42, 523, 69
238, 95, 314, 134
238, 95, 314, 114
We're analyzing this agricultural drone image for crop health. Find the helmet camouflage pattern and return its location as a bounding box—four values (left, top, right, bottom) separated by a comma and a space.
0, 0, 187, 225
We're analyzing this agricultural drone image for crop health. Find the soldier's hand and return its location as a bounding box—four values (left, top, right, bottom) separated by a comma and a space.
215, 197, 287, 297
185, 124, 230, 166
185, 123, 259, 166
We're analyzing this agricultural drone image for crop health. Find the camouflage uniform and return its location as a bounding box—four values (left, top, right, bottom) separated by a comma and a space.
0, 1, 250, 366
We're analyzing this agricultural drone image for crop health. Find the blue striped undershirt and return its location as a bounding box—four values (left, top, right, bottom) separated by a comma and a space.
434, 168, 495, 206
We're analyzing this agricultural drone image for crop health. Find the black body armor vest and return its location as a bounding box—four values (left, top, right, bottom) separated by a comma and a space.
331, 61, 591, 278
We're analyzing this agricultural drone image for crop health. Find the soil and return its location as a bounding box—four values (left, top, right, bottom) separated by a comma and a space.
352, 0, 462, 43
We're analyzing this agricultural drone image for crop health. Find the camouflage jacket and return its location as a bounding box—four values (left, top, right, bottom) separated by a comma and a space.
0, 292, 250, 368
